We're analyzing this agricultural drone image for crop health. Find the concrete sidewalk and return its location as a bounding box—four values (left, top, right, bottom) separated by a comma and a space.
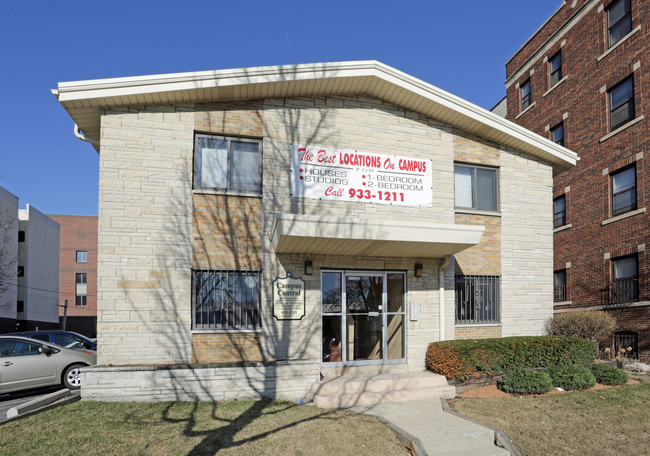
348, 398, 513, 456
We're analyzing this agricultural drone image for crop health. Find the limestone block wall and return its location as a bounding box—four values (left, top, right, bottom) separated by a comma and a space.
97, 105, 195, 365
500, 149, 554, 336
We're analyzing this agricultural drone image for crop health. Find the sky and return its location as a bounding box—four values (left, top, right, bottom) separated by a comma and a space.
0, 0, 561, 216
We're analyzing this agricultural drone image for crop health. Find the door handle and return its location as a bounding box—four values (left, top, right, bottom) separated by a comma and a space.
1, 361, 14, 367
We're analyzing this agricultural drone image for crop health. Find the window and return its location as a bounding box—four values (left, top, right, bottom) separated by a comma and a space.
611, 165, 636, 216
520, 79, 532, 110
76, 251, 87, 263
607, 0, 632, 47
16, 301, 24, 312
551, 122, 564, 146
549, 51, 562, 86
192, 269, 260, 330
76, 273, 87, 306
454, 165, 498, 212
194, 135, 261, 193
554, 195, 566, 228
614, 330, 638, 359
0, 339, 43, 357
18, 231, 25, 242
609, 76, 635, 130
611, 254, 638, 303
455, 275, 500, 324
17, 266, 24, 278
554, 270, 567, 302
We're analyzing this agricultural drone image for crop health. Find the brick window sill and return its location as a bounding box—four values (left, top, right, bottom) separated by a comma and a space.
542, 76, 567, 98
515, 102, 536, 120
455, 323, 501, 327
193, 189, 262, 198
597, 26, 642, 62
601, 207, 646, 226
599, 116, 644, 143
554, 300, 572, 306
454, 209, 501, 217
192, 328, 262, 334
553, 223, 572, 233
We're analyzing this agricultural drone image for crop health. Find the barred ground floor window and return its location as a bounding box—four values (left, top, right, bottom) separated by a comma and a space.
455, 274, 500, 324
192, 269, 261, 330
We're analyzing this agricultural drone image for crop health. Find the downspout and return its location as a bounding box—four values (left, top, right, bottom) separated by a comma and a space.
74, 124, 100, 150
439, 255, 451, 341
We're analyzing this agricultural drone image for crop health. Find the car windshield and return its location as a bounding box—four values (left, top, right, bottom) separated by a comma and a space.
53, 334, 91, 349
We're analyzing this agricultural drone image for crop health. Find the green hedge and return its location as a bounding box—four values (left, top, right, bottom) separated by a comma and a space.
497, 369, 554, 394
425, 336, 597, 381
547, 364, 596, 391
590, 364, 628, 385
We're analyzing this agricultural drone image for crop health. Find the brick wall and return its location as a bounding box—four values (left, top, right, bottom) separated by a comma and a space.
192, 333, 264, 363
505, 0, 649, 353
455, 326, 502, 340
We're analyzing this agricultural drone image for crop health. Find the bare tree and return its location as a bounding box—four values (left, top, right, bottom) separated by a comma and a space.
0, 209, 17, 308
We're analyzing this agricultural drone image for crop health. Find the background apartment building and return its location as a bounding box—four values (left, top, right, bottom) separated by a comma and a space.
503, 0, 648, 357
0, 186, 60, 332
49, 215, 98, 338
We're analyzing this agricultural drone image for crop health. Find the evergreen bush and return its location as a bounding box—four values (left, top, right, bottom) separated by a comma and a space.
590, 364, 628, 385
497, 369, 554, 394
546, 364, 596, 390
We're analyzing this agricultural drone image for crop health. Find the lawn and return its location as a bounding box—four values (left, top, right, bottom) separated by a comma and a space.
451, 374, 650, 456
0, 400, 408, 455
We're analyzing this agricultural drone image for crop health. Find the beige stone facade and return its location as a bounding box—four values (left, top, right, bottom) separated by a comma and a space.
55, 62, 575, 400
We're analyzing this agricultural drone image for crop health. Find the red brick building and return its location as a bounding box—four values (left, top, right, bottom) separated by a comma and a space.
504, 0, 648, 357
48, 215, 98, 338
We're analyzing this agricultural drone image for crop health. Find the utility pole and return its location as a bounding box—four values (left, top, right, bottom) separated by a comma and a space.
61, 299, 68, 330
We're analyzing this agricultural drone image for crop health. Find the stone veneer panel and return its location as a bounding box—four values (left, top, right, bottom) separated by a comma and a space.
500, 148, 554, 336
97, 105, 195, 365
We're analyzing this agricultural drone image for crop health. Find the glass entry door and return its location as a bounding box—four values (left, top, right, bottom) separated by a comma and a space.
322, 271, 405, 365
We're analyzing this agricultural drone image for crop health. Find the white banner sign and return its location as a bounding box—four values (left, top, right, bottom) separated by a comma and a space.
291, 144, 432, 207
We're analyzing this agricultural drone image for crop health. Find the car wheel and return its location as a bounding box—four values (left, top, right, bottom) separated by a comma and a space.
63, 364, 84, 390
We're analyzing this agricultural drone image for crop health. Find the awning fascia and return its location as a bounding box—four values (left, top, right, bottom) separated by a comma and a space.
271, 214, 484, 259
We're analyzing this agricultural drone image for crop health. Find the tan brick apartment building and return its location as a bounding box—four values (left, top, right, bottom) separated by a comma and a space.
53, 62, 576, 401
503, 0, 648, 357
48, 215, 98, 338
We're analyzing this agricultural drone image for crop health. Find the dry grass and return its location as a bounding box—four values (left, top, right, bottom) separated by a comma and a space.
0, 400, 408, 455
451, 374, 650, 456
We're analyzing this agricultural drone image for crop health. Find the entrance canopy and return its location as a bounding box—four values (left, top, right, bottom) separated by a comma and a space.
271, 214, 484, 258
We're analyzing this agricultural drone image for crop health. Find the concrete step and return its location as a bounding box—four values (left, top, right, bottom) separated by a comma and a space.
311, 371, 455, 409
312, 371, 449, 396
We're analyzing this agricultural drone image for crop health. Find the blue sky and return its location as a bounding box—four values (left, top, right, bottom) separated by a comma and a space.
0, 0, 560, 216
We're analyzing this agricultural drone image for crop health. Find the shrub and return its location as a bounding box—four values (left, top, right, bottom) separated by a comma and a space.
497, 369, 554, 394
545, 311, 616, 341
590, 364, 629, 385
425, 336, 597, 381
546, 364, 596, 390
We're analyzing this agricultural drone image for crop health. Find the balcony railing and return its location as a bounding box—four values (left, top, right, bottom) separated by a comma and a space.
606, 278, 639, 305
553, 285, 567, 302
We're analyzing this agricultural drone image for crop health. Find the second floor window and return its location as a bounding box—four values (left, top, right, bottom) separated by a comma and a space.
611, 165, 636, 216
554, 270, 567, 302
607, 0, 632, 47
554, 195, 566, 228
520, 79, 532, 110
549, 51, 562, 86
609, 75, 635, 131
194, 134, 261, 193
612, 254, 638, 303
76, 273, 87, 306
454, 165, 498, 212
551, 122, 564, 146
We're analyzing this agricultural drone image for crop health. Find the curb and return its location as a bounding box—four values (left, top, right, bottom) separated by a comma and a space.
3, 389, 80, 424
440, 398, 522, 456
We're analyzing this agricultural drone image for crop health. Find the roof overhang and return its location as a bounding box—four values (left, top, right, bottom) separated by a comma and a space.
52, 60, 578, 175
271, 214, 485, 259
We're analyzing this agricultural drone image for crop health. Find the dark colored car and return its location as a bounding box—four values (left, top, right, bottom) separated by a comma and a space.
9, 330, 96, 352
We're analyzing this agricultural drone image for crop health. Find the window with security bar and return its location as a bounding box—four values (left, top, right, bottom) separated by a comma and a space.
455, 275, 500, 324
192, 270, 261, 330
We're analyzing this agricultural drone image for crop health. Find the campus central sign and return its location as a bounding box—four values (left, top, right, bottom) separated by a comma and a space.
290, 144, 433, 207
272, 272, 306, 321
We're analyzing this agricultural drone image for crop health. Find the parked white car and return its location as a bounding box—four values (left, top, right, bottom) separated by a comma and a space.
0, 335, 96, 393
